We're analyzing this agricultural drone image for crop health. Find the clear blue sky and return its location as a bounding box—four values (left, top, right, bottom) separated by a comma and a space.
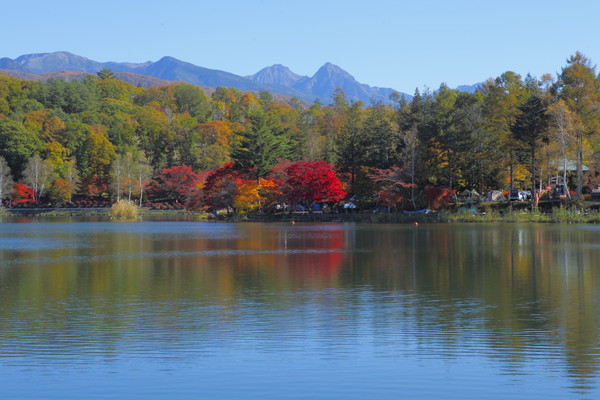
4, 0, 599, 94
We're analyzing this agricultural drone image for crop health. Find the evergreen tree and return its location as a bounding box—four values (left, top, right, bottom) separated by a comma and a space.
231, 110, 290, 181
0, 156, 13, 205
97, 68, 116, 80
511, 95, 549, 199
361, 102, 399, 169
336, 101, 365, 189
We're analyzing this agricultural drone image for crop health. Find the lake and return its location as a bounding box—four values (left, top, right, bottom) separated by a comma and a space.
0, 218, 599, 399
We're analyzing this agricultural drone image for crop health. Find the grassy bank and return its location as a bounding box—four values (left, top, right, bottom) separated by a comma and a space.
0, 207, 206, 218
444, 207, 600, 224
220, 200, 600, 224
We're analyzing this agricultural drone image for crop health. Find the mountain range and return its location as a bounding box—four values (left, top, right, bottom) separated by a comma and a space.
0, 51, 414, 105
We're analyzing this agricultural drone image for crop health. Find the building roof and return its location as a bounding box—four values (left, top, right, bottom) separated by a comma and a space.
552, 160, 589, 171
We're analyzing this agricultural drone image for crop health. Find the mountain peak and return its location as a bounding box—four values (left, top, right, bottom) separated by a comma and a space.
314, 62, 355, 81
156, 56, 180, 63
247, 64, 304, 87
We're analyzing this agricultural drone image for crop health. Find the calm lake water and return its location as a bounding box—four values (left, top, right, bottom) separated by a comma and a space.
1, 218, 600, 399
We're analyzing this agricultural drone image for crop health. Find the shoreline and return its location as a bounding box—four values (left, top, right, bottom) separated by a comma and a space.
2, 201, 600, 224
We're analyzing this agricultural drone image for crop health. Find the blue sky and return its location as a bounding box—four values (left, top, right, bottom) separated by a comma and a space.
4, 0, 599, 94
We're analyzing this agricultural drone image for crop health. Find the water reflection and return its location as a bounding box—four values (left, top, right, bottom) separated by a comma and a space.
0, 221, 599, 399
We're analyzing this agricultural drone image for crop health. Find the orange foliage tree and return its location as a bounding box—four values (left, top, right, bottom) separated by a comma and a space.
423, 185, 456, 210
233, 178, 278, 213
368, 167, 414, 210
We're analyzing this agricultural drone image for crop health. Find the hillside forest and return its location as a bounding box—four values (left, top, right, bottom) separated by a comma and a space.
0, 52, 599, 212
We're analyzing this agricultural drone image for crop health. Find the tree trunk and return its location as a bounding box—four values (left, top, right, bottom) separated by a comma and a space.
410, 146, 416, 210
531, 146, 536, 204
576, 133, 583, 200
509, 148, 515, 192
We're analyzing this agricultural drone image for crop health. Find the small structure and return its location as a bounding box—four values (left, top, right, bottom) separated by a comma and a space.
555, 160, 589, 172
459, 189, 480, 202
486, 190, 506, 202
550, 160, 588, 199
509, 189, 531, 201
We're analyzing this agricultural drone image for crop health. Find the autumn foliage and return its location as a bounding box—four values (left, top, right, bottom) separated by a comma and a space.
201, 163, 240, 212
147, 165, 201, 204
233, 179, 278, 213
48, 179, 74, 205
281, 161, 345, 205
3, 53, 599, 210
12, 183, 35, 203
424, 186, 456, 210
368, 167, 414, 209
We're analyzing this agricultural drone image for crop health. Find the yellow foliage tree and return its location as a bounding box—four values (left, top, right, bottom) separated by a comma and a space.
41, 141, 71, 177
233, 178, 277, 213
84, 125, 116, 195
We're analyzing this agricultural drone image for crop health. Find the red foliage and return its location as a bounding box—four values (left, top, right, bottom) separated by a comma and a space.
11, 183, 35, 203
424, 185, 456, 210
368, 167, 414, 209
283, 161, 345, 204
368, 167, 413, 190
202, 163, 240, 212
184, 170, 210, 210
269, 159, 293, 184
377, 191, 404, 209
80, 176, 109, 198
147, 165, 200, 204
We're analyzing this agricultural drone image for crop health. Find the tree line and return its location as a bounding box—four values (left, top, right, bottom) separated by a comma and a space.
0, 52, 599, 211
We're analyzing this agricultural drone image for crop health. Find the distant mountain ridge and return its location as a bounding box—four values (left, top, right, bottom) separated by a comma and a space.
455, 83, 481, 94
0, 68, 175, 88
0, 51, 415, 105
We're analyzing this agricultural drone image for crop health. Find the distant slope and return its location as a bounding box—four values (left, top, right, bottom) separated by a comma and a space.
1, 51, 412, 105
455, 83, 482, 93
0, 51, 151, 74
0, 68, 175, 88
113, 72, 176, 88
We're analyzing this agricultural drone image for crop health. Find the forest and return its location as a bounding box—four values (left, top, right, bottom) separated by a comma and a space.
0, 52, 599, 213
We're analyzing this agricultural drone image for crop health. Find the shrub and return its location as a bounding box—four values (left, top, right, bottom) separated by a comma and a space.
111, 199, 138, 220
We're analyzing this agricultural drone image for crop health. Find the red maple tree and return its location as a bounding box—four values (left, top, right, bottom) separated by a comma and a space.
12, 183, 35, 204
424, 185, 456, 210
282, 161, 345, 205
368, 167, 414, 209
202, 163, 240, 212
147, 165, 200, 204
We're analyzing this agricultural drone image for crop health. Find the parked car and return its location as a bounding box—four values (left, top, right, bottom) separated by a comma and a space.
509, 189, 531, 201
